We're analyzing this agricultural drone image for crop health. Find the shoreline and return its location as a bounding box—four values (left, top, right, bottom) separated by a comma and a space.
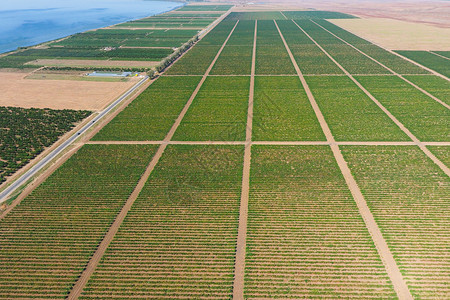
0, 0, 186, 56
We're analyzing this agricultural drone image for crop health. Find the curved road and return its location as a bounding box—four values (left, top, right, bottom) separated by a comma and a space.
0, 75, 149, 204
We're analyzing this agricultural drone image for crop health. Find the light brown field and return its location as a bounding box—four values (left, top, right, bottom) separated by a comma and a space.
330, 18, 450, 51
215, 0, 450, 28
0, 71, 139, 111
26, 59, 159, 68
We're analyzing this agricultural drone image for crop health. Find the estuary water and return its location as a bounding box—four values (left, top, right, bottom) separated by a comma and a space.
0, 0, 182, 54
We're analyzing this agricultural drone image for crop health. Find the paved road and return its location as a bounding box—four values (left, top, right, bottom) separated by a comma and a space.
0, 76, 149, 204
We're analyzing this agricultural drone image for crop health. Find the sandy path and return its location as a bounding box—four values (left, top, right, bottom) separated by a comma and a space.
296, 20, 450, 177
275, 20, 414, 300
232, 20, 257, 300
309, 20, 450, 109
66, 20, 240, 300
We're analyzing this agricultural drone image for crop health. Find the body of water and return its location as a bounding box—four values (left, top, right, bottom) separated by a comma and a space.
0, 0, 182, 54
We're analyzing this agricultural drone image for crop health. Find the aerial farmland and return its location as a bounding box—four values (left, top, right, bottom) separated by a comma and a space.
0, 1, 448, 299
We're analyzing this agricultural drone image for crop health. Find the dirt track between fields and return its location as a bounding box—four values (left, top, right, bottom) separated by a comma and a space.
232, 20, 257, 300
310, 20, 450, 106
276, 19, 414, 300
67, 20, 240, 299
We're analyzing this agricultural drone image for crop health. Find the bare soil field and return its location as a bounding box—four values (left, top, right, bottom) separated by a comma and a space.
330, 18, 450, 50
26, 59, 159, 68
0, 71, 139, 110
220, 0, 450, 27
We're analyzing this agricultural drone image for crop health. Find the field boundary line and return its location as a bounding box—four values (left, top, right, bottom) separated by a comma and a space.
232, 19, 257, 300
295, 20, 450, 178
429, 51, 450, 61
310, 20, 450, 109
66, 20, 240, 300
280, 11, 288, 19
277, 19, 414, 300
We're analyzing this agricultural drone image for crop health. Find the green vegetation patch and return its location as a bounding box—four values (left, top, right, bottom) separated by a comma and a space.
0, 107, 91, 184
174, 76, 249, 141
341, 146, 450, 299
210, 20, 255, 75
395, 50, 450, 78
210, 45, 253, 75
283, 11, 357, 19
356, 76, 450, 142
227, 20, 256, 46
0, 144, 157, 298
255, 20, 296, 75
253, 77, 325, 141
427, 146, 450, 167
246, 145, 396, 298
297, 20, 389, 74
226, 11, 286, 20
306, 76, 410, 141
93, 76, 202, 141
433, 51, 450, 59
80, 145, 243, 299
165, 45, 221, 75
314, 20, 429, 75
276, 20, 343, 74
197, 20, 237, 46
404, 75, 450, 106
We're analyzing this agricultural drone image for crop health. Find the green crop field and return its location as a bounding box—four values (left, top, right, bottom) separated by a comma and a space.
0, 107, 90, 184
341, 146, 450, 299
313, 20, 429, 75
395, 50, 450, 77
404, 75, 450, 105
356, 76, 450, 142
79, 145, 243, 299
93, 76, 202, 141
173, 76, 250, 141
253, 77, 324, 141
276, 20, 344, 74
1, 8, 448, 300
297, 20, 390, 74
0, 144, 157, 298
427, 146, 450, 166
306, 76, 410, 141
246, 146, 396, 298
255, 20, 296, 74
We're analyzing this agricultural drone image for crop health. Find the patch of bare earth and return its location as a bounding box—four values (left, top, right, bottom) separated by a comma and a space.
26, 59, 159, 68
219, 0, 450, 28
330, 18, 450, 51
0, 71, 139, 111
